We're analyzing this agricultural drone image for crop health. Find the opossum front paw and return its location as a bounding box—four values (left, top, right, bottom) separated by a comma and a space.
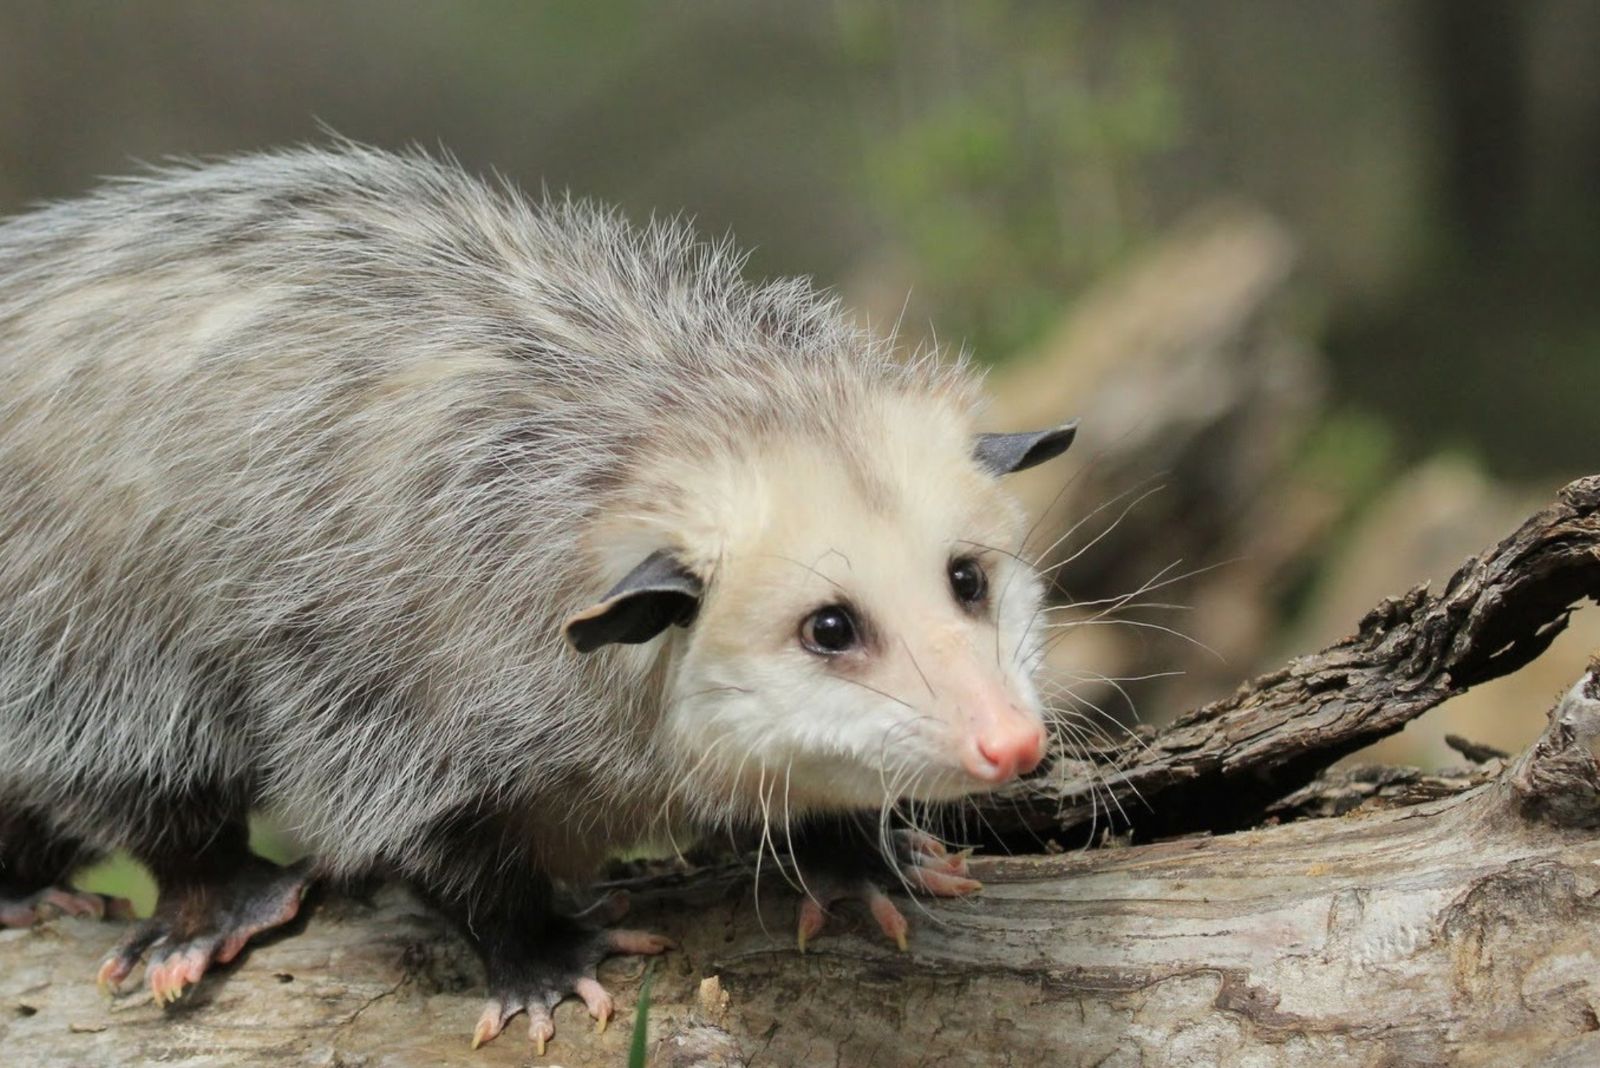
95, 858, 310, 1005
469, 923, 672, 1053
795, 828, 980, 953
0, 887, 134, 928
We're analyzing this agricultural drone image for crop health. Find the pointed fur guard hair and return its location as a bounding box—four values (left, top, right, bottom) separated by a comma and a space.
564, 551, 702, 652
972, 420, 1079, 476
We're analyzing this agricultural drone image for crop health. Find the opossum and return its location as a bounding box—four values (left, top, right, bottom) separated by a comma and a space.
0, 144, 1075, 1051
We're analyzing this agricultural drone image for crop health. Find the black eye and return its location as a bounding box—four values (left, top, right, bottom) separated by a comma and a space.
949, 557, 987, 607
800, 604, 858, 655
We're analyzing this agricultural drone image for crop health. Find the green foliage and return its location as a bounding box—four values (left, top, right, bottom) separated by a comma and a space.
1294, 407, 1398, 505
848, 2, 1186, 361
70, 814, 302, 918
73, 853, 156, 917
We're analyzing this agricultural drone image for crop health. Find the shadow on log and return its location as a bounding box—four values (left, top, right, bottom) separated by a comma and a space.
3, 479, 1599, 1066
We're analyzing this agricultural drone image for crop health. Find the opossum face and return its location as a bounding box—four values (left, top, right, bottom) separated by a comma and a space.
568, 400, 1076, 813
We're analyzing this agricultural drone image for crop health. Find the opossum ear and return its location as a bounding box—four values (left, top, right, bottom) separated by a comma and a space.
563, 550, 702, 653
973, 420, 1079, 476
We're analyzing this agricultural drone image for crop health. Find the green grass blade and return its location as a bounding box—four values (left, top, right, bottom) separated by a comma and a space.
627, 960, 657, 1068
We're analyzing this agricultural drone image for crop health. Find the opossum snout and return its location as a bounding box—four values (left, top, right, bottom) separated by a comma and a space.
961, 712, 1047, 784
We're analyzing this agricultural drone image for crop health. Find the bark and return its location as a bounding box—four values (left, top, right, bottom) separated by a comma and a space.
997, 474, 1600, 843
3, 481, 1599, 1067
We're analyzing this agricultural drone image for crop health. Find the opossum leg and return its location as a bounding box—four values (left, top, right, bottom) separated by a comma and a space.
97, 820, 310, 1003
466, 916, 672, 1053
789, 817, 979, 953
424, 868, 670, 1052
0, 806, 130, 926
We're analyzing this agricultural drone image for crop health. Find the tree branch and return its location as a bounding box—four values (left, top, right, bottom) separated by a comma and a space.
998, 475, 1600, 841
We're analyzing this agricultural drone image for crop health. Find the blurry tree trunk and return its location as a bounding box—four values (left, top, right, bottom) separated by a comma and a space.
4, 480, 1599, 1067
1421, 0, 1529, 253
986, 202, 1323, 717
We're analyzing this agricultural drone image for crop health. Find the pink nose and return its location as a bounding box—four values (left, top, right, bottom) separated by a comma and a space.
963, 720, 1047, 783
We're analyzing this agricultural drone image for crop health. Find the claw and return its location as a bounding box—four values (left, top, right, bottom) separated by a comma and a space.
797, 896, 827, 953
908, 866, 982, 897
866, 886, 909, 951
470, 1001, 505, 1050
897, 829, 950, 859
527, 1005, 555, 1056
96, 957, 124, 996
148, 943, 214, 1006
914, 847, 974, 877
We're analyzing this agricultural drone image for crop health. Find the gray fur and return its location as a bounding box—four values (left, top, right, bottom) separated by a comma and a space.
0, 144, 978, 892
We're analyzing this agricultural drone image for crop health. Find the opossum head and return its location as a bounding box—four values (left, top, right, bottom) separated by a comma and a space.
565, 394, 1076, 813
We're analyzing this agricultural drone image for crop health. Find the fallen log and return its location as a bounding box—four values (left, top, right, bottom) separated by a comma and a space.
3, 481, 1598, 1067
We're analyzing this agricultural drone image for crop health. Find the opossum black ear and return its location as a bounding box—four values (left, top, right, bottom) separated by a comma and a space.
973, 420, 1079, 476
563, 550, 702, 653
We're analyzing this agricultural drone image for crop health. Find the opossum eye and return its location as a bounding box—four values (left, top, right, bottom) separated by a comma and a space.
949, 557, 987, 607
800, 605, 859, 655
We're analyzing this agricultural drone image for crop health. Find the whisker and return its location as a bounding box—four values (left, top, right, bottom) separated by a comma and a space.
1039, 617, 1226, 661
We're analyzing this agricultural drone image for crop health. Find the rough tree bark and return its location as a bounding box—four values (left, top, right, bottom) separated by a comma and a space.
998, 474, 1600, 842
3, 477, 1598, 1067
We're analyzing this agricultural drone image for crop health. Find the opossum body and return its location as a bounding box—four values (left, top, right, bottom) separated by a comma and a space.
0, 145, 1074, 1050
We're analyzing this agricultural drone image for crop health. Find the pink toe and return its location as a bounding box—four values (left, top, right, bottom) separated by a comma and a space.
916, 851, 972, 876
217, 932, 250, 964
0, 903, 37, 927
182, 947, 211, 986
866, 888, 909, 949
42, 888, 99, 918
574, 976, 613, 1023
97, 955, 131, 991
147, 961, 172, 1002
911, 867, 983, 897
797, 897, 827, 951
608, 928, 673, 955
527, 1007, 556, 1054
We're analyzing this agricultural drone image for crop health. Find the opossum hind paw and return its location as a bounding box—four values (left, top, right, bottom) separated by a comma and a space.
469, 925, 672, 1052
97, 858, 310, 1004
0, 887, 133, 928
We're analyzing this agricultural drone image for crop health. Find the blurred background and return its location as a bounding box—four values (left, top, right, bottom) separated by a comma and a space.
3, 1, 1597, 896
